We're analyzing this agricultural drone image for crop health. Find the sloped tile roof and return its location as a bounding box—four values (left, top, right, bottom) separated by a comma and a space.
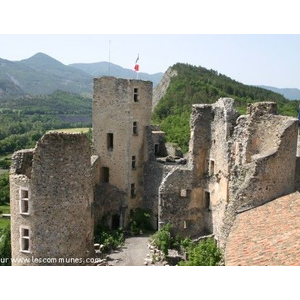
225, 192, 300, 266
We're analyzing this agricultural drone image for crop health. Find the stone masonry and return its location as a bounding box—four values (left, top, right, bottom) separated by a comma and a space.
159, 99, 298, 252
159, 98, 238, 238
92, 77, 153, 228
10, 133, 94, 266
9, 75, 300, 266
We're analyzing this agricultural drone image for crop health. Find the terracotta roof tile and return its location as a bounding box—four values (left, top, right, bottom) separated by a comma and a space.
225, 192, 300, 266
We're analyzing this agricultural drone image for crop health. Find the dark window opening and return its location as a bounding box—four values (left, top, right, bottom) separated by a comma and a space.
131, 183, 136, 197
20, 188, 29, 214
107, 133, 113, 151
102, 167, 110, 183
205, 191, 211, 211
23, 228, 29, 237
22, 201, 29, 213
22, 239, 29, 251
133, 122, 138, 135
21, 228, 30, 252
205, 159, 209, 175
132, 156, 136, 169
134, 88, 139, 102
21, 190, 29, 198
154, 144, 159, 156
209, 160, 215, 176
111, 214, 120, 230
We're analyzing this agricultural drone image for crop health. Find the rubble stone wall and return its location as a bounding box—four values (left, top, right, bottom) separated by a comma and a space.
10, 133, 94, 265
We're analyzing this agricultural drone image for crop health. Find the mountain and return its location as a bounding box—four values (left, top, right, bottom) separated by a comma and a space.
153, 63, 300, 152
0, 53, 163, 98
0, 53, 92, 96
258, 85, 300, 100
69, 61, 164, 86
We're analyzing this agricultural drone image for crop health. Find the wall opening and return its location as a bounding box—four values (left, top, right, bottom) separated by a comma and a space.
107, 133, 114, 151
133, 122, 138, 135
111, 214, 120, 230
205, 158, 209, 175
20, 227, 30, 252
20, 188, 29, 215
133, 88, 139, 102
204, 191, 211, 210
101, 167, 110, 183
132, 156, 136, 169
209, 159, 215, 176
131, 183, 136, 197
154, 144, 160, 156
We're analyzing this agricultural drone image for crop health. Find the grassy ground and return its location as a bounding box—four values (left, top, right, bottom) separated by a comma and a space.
0, 218, 10, 232
0, 205, 10, 232
48, 127, 91, 133
0, 205, 10, 214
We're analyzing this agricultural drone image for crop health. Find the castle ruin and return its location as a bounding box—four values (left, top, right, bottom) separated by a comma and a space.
9, 76, 300, 265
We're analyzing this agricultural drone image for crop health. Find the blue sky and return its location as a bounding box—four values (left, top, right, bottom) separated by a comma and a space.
1, 34, 300, 89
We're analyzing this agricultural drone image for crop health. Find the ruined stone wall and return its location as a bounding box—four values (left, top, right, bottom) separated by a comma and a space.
295, 137, 300, 191
10, 133, 94, 266
221, 102, 298, 248
159, 98, 238, 238
93, 77, 153, 226
143, 127, 174, 230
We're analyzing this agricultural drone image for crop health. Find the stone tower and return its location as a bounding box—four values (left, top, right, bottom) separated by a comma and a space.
10, 133, 94, 265
93, 77, 153, 228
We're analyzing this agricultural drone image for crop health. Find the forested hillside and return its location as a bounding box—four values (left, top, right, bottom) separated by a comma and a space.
0, 90, 92, 156
153, 63, 300, 152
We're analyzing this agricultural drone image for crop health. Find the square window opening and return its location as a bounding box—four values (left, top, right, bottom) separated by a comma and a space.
20, 188, 29, 214
154, 144, 160, 156
209, 160, 215, 176
134, 88, 139, 102
131, 183, 136, 197
204, 191, 211, 211
107, 133, 114, 151
102, 167, 110, 183
21, 227, 30, 252
133, 122, 138, 135
132, 156, 136, 169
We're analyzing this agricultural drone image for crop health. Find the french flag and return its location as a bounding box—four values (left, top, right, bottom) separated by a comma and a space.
134, 54, 139, 72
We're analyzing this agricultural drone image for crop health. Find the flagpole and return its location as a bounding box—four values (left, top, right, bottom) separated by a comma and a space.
108, 40, 111, 76
136, 53, 139, 80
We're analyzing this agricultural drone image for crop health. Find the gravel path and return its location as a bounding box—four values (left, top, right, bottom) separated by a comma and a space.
106, 235, 151, 266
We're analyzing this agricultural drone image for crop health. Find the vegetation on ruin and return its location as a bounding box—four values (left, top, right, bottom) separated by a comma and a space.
153, 63, 300, 152
150, 223, 192, 256
94, 224, 125, 254
179, 238, 222, 266
128, 208, 153, 235
0, 224, 11, 266
150, 224, 222, 265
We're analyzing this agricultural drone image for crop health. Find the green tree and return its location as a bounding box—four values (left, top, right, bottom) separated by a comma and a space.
0, 224, 11, 266
0, 173, 9, 205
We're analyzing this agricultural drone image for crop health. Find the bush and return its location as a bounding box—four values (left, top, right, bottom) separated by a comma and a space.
94, 224, 124, 254
0, 224, 11, 266
150, 223, 173, 256
129, 208, 153, 235
179, 238, 222, 266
